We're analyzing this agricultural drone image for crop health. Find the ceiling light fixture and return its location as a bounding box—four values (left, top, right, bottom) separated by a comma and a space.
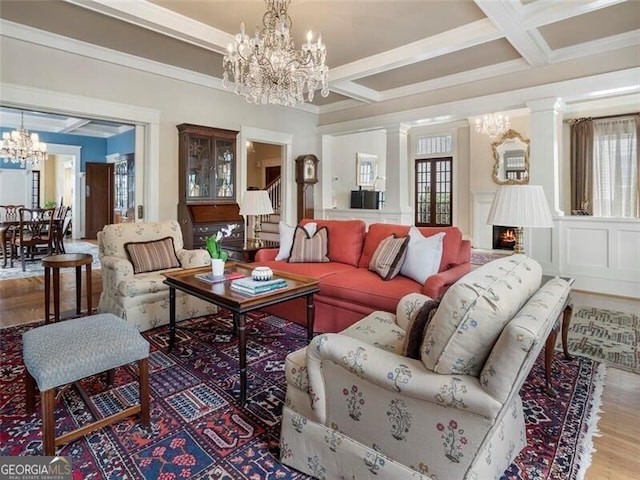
475, 113, 511, 140
0, 111, 47, 168
222, 0, 329, 107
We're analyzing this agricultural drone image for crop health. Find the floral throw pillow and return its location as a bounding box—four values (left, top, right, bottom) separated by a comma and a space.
125, 236, 181, 274
288, 226, 330, 263
368, 234, 409, 280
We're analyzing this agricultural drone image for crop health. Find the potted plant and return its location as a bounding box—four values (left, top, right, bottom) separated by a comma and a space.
206, 224, 239, 276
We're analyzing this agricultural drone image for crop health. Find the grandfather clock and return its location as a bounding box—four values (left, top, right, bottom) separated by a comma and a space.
295, 154, 319, 222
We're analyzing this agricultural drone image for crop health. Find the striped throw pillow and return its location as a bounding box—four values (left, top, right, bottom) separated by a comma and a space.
369, 234, 409, 280
288, 226, 330, 263
125, 236, 181, 274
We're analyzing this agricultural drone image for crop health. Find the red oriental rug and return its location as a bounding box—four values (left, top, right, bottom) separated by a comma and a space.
0, 311, 605, 479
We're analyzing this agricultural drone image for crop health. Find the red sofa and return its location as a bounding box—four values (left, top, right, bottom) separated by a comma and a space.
253, 219, 471, 333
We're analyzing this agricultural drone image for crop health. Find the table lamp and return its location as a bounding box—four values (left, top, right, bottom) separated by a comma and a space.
486, 185, 553, 255
239, 189, 274, 247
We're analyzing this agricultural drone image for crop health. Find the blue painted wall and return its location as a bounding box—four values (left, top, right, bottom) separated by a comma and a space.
107, 129, 135, 155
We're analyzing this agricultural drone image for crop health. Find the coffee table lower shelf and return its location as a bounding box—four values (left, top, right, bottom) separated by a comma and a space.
163, 264, 320, 406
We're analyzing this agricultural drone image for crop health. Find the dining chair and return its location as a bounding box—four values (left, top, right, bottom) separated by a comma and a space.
52, 205, 70, 254
11, 207, 55, 271
0, 204, 24, 268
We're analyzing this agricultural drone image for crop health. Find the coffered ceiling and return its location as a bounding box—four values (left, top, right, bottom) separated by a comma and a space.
1, 0, 638, 117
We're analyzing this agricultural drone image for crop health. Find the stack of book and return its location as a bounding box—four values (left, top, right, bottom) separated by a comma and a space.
230, 277, 288, 295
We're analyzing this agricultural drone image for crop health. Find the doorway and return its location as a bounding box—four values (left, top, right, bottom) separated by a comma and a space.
85, 162, 114, 239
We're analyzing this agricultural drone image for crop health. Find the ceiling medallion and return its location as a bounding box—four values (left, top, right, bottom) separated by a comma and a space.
222, 0, 329, 107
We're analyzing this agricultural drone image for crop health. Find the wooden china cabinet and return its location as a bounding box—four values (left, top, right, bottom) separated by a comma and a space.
176, 123, 244, 255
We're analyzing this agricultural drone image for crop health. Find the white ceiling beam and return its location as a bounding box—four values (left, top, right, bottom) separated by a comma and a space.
63, 0, 233, 54
329, 82, 380, 103
474, 0, 550, 67
549, 29, 640, 63
329, 19, 502, 83
518, 0, 627, 29
59, 118, 91, 133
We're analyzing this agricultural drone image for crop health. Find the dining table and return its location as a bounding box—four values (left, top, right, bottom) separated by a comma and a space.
0, 219, 66, 268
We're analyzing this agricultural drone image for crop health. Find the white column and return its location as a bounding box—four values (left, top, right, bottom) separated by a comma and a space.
319, 134, 333, 213
384, 123, 413, 224
526, 97, 565, 216
525, 97, 564, 271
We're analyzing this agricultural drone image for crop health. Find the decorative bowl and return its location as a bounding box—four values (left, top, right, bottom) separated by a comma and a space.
251, 266, 273, 281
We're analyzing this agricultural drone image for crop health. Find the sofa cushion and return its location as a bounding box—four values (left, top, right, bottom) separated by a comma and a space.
400, 228, 444, 284
319, 268, 422, 313
288, 226, 330, 263
368, 234, 409, 280
124, 236, 181, 274
301, 219, 366, 267
421, 254, 542, 376
276, 221, 317, 261
358, 224, 462, 272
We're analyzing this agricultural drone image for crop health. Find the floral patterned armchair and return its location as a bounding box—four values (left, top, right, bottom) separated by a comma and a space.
279, 255, 571, 480
97, 220, 217, 331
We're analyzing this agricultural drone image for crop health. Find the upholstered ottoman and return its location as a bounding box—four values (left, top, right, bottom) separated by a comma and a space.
23, 313, 151, 455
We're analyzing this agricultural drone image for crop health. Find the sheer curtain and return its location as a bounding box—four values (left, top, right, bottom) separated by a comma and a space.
592, 116, 639, 217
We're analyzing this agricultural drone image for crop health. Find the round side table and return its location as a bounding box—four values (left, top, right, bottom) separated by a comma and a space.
42, 253, 93, 323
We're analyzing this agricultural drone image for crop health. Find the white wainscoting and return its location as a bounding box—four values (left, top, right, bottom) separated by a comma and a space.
0, 168, 31, 206
557, 216, 640, 299
321, 208, 406, 227
472, 192, 495, 249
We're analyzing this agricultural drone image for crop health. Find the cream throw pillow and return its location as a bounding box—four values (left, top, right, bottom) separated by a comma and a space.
400, 228, 445, 284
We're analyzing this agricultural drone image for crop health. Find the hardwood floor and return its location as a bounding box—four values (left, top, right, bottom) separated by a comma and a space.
0, 268, 638, 478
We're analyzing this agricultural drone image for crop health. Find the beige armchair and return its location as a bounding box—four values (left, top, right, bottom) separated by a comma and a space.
279, 255, 571, 480
97, 220, 217, 331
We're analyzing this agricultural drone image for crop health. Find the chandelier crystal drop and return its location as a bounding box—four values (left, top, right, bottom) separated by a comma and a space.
0, 112, 47, 168
475, 113, 511, 140
222, 0, 329, 107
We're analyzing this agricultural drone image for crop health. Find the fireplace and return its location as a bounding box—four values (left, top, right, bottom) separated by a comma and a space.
493, 226, 517, 251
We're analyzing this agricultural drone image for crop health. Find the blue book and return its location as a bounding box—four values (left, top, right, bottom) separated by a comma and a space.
231, 277, 287, 292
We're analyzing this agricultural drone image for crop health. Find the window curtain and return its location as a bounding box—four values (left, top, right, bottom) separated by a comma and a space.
592, 116, 639, 217
570, 119, 594, 213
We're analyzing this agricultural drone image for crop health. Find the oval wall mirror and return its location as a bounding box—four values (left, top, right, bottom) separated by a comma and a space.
492, 129, 530, 185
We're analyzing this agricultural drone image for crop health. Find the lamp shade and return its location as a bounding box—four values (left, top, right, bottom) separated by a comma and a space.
487, 185, 553, 228
239, 190, 274, 216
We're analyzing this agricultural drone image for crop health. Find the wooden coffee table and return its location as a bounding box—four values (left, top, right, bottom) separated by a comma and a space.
163, 262, 320, 405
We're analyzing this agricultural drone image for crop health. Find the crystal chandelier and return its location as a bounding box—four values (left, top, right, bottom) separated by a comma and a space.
0, 111, 47, 167
475, 113, 511, 140
222, 0, 329, 107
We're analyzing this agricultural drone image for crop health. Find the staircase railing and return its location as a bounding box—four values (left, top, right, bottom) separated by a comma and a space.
264, 176, 281, 216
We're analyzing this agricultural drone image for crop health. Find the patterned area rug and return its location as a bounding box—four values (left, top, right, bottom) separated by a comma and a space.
0, 312, 605, 480
560, 306, 639, 373
0, 241, 100, 281
471, 249, 510, 265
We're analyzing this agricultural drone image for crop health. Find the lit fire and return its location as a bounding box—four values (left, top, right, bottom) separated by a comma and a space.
500, 229, 516, 244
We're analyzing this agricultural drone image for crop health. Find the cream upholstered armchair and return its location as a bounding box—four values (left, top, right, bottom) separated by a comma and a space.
279, 255, 571, 480
97, 220, 216, 331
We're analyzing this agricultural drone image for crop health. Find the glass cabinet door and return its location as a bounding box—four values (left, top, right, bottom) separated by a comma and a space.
187, 136, 213, 200
214, 139, 234, 199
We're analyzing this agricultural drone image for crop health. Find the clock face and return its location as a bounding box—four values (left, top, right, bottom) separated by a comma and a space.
304, 159, 315, 180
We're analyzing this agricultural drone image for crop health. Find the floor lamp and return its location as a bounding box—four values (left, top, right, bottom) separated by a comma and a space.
239, 189, 274, 248
486, 185, 554, 255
